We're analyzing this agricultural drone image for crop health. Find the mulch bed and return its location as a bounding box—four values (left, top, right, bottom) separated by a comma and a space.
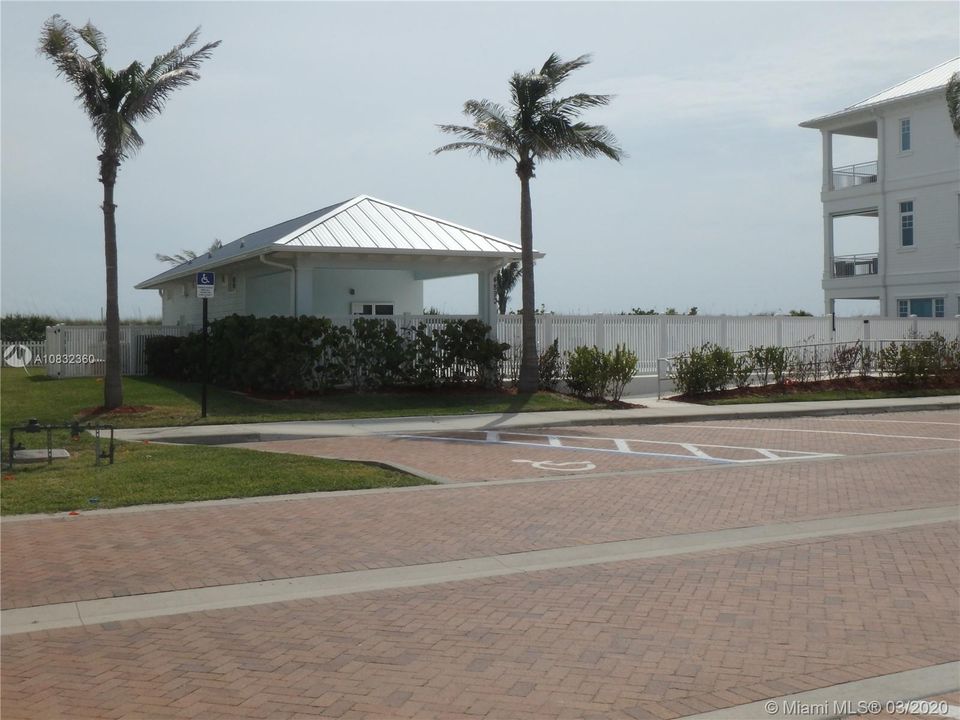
673, 373, 960, 403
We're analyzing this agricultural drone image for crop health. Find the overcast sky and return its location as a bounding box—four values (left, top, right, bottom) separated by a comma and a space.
2, 1, 957, 320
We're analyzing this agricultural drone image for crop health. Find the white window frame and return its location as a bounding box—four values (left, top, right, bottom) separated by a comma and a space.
899, 117, 911, 153
897, 297, 944, 318
351, 301, 395, 316
898, 200, 915, 248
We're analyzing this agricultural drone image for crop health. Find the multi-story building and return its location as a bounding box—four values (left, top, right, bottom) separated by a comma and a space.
801, 58, 959, 317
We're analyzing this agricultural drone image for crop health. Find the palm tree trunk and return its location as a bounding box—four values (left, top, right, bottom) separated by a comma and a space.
517, 169, 538, 393
100, 154, 123, 409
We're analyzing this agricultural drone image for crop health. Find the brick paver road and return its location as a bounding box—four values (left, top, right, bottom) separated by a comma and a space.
2, 410, 958, 719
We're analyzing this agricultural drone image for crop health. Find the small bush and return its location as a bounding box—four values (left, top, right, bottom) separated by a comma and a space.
566, 346, 608, 400
606, 345, 639, 401
538, 339, 562, 391
732, 354, 755, 389
828, 341, 861, 380
669, 343, 735, 396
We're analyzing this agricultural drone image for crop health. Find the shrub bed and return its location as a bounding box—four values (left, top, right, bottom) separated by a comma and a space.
669, 333, 960, 399
145, 315, 508, 394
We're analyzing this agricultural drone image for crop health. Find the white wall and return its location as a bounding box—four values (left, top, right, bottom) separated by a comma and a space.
880, 96, 960, 316
310, 267, 423, 316
819, 91, 960, 317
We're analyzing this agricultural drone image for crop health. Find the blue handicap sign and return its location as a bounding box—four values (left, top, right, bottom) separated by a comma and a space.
197, 272, 215, 286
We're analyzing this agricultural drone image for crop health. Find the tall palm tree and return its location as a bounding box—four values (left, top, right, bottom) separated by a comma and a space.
436, 53, 623, 392
39, 15, 219, 408
494, 261, 521, 314
947, 71, 960, 138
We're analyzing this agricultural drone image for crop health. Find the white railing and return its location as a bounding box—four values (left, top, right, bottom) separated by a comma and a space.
832, 253, 878, 277
25, 315, 960, 379
832, 161, 878, 189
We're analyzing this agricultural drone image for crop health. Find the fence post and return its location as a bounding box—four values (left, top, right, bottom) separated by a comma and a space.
862, 319, 870, 342
658, 315, 668, 359
594, 315, 604, 349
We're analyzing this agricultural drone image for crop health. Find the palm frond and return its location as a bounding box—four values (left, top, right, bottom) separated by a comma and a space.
433, 140, 516, 162
947, 71, 960, 138
123, 36, 221, 122
77, 21, 107, 56
539, 53, 592, 87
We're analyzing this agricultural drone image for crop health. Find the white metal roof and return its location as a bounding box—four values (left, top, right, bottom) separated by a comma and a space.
137, 196, 536, 289
800, 57, 959, 128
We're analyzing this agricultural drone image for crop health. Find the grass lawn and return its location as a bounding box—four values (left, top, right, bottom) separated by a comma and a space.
699, 387, 960, 405
0, 436, 423, 515
1, 368, 593, 429
0, 368, 450, 515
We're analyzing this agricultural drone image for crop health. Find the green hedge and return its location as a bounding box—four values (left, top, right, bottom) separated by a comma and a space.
144, 315, 509, 393
1, 314, 57, 341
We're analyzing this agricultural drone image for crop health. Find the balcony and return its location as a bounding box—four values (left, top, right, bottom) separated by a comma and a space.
832, 253, 878, 278
831, 161, 877, 190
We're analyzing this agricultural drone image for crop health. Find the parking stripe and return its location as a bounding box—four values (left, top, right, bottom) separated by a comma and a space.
675, 424, 960, 442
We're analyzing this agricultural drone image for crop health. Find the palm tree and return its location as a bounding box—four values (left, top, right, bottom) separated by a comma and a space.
39, 16, 219, 408
436, 53, 623, 392
156, 239, 222, 266
494, 261, 521, 314
947, 71, 960, 138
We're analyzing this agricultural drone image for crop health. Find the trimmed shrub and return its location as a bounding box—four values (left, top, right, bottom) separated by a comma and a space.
1, 314, 57, 341
669, 343, 735, 396
565, 344, 638, 401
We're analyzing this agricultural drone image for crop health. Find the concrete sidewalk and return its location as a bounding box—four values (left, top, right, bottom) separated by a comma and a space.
113, 395, 960, 444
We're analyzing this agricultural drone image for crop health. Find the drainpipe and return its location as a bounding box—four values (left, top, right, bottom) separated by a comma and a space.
259, 254, 297, 316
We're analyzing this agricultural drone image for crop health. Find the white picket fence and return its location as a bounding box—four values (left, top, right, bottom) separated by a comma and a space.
7, 316, 958, 378
42, 325, 193, 378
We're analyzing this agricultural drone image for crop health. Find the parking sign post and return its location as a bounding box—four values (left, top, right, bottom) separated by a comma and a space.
196, 273, 215, 418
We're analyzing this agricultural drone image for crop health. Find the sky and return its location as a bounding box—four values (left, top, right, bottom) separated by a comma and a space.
2, 1, 958, 320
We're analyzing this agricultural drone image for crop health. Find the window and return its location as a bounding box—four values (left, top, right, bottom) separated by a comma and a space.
899, 201, 914, 247
898, 298, 945, 318
227, 275, 237, 292
351, 302, 394, 316
899, 118, 911, 151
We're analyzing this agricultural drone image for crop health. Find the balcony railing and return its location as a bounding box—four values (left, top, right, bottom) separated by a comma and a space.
831, 161, 878, 189
832, 253, 878, 278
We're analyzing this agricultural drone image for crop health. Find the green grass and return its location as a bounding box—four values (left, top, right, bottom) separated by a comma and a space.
0, 368, 450, 515
701, 387, 960, 405
1, 368, 592, 430
0, 435, 423, 515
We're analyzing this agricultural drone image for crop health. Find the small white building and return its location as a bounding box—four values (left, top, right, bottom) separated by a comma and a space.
137, 195, 540, 327
800, 58, 960, 317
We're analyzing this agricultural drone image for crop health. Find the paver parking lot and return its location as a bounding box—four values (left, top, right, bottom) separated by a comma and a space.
2, 409, 958, 718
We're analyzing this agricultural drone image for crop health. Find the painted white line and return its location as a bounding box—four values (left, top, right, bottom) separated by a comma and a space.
393, 432, 840, 464
674, 424, 960, 442
680, 443, 713, 460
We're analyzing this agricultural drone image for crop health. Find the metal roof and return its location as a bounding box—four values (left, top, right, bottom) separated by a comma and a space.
800, 57, 959, 128
137, 196, 535, 289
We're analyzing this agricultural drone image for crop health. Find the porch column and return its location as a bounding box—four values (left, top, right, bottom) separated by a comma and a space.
295, 256, 313, 317
821, 130, 833, 191
477, 269, 497, 337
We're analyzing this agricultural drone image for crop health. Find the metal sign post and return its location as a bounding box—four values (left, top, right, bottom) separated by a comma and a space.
197, 273, 215, 418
